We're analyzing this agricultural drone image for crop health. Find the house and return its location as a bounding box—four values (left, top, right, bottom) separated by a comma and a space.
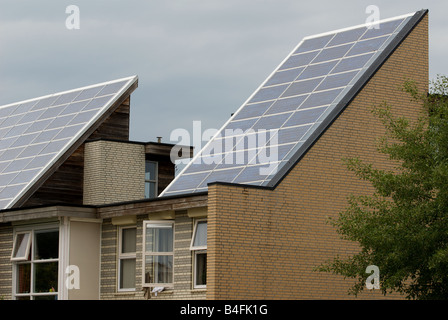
0, 9, 428, 300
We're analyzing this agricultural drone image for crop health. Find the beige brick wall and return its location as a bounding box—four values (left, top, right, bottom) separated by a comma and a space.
100, 212, 206, 300
83, 140, 145, 205
0, 224, 12, 300
207, 15, 428, 299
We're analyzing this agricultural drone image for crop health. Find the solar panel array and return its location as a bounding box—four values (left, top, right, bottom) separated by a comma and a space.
0, 76, 137, 209
161, 13, 415, 197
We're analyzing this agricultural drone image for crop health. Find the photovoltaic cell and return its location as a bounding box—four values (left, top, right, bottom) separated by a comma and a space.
0, 76, 137, 210
264, 67, 304, 86
159, 12, 419, 197
278, 51, 319, 70
265, 95, 308, 115
294, 34, 333, 54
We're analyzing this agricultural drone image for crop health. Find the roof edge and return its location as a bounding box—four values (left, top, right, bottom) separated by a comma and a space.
266, 9, 429, 189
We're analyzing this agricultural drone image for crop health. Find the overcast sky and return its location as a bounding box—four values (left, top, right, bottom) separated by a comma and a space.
0, 1, 446, 145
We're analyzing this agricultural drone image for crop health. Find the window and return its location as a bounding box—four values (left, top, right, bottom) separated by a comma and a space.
11, 232, 31, 261
145, 161, 158, 199
11, 227, 59, 300
191, 219, 207, 289
143, 221, 174, 287
118, 226, 136, 291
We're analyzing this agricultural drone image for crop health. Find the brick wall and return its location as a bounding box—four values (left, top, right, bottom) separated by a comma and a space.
100, 211, 206, 300
207, 15, 428, 299
83, 140, 145, 205
0, 224, 12, 300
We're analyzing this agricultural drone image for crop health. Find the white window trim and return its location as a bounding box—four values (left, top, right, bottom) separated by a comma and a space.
145, 160, 158, 199
191, 219, 207, 289
11, 224, 60, 300
11, 231, 32, 262
117, 225, 137, 292
142, 220, 174, 288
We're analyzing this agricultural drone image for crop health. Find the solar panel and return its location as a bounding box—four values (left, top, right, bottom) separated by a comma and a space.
161, 10, 426, 197
0, 76, 137, 209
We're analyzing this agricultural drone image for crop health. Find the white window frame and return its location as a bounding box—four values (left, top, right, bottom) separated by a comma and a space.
118, 225, 137, 292
142, 220, 174, 288
145, 160, 158, 199
11, 224, 60, 300
190, 219, 207, 289
11, 231, 32, 262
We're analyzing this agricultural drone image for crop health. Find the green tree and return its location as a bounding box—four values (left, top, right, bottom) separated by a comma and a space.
318, 75, 448, 300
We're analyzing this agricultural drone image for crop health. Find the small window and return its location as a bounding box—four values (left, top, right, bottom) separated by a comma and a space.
143, 221, 174, 287
118, 226, 137, 291
191, 220, 207, 289
12, 227, 59, 300
11, 232, 31, 261
145, 161, 158, 199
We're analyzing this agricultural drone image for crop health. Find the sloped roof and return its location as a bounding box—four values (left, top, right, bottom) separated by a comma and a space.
0, 76, 138, 209
161, 10, 428, 197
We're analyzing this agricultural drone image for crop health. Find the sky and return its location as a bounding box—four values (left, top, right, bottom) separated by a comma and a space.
0, 1, 446, 146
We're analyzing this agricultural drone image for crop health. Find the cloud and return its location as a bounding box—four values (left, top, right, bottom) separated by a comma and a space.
0, 0, 446, 144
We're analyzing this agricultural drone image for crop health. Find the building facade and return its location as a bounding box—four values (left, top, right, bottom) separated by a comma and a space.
0, 10, 429, 300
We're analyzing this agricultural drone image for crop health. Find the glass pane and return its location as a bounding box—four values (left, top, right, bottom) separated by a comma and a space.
346, 35, 389, 57
145, 161, 157, 181
232, 101, 273, 121
264, 67, 304, 86
193, 221, 207, 247
13, 232, 30, 259
33, 295, 57, 300
281, 78, 322, 98
145, 224, 173, 253
327, 27, 366, 47
145, 181, 156, 199
120, 258, 136, 289
121, 228, 136, 253
283, 106, 327, 127
34, 230, 59, 260
297, 61, 338, 81
144, 255, 173, 284
195, 252, 207, 287
312, 43, 352, 63
16, 263, 31, 293
294, 34, 334, 54
299, 88, 343, 109
16, 296, 31, 300
279, 51, 319, 70
265, 95, 308, 115
249, 84, 289, 103
34, 261, 58, 293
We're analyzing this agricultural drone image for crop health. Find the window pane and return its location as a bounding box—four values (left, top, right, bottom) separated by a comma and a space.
16, 263, 31, 293
145, 181, 156, 199
193, 221, 207, 248
144, 255, 173, 284
13, 232, 30, 259
120, 258, 136, 289
145, 161, 157, 181
121, 228, 136, 253
34, 262, 58, 293
34, 230, 59, 260
145, 225, 173, 252
195, 252, 207, 287
33, 295, 57, 300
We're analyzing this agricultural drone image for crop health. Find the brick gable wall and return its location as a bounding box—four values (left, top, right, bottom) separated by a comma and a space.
207, 14, 428, 299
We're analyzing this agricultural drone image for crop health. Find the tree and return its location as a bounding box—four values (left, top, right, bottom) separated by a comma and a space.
318, 75, 448, 300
